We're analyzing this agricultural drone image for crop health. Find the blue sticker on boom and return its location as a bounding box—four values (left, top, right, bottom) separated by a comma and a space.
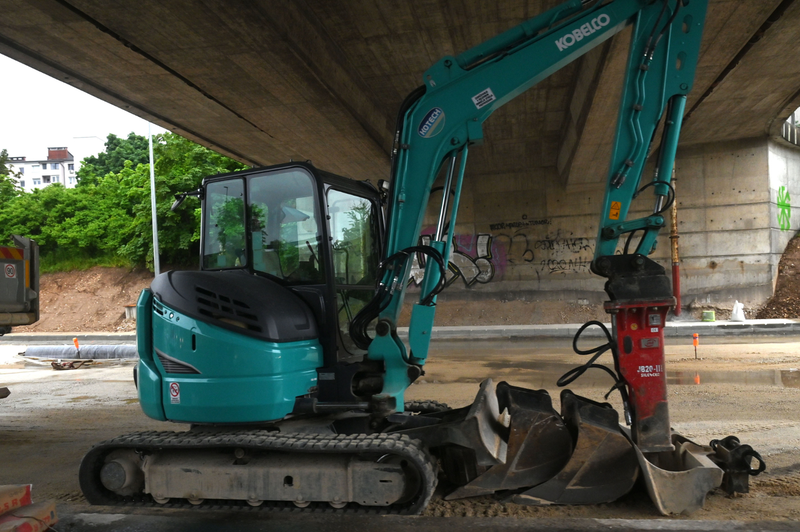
418, 107, 445, 138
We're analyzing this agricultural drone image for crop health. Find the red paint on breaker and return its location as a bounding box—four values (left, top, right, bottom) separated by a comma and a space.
605, 299, 674, 453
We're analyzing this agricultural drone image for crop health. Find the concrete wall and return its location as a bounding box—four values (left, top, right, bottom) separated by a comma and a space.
410, 137, 800, 309
675, 138, 774, 307
412, 165, 609, 304
768, 139, 800, 278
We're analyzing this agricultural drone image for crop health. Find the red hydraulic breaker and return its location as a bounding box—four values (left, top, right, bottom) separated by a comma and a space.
605, 299, 673, 453
592, 253, 676, 453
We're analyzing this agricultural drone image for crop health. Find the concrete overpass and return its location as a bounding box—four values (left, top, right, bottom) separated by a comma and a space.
1, 0, 799, 311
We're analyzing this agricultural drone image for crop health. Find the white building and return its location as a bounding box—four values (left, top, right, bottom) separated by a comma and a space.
7, 147, 78, 192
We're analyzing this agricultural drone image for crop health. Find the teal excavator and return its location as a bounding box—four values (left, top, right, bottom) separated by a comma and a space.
80, 0, 764, 515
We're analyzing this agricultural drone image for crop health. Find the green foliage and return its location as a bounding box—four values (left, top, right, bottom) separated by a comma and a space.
39, 251, 130, 274
121, 133, 248, 269
0, 148, 13, 175
76, 133, 150, 187
0, 133, 248, 271
0, 149, 22, 208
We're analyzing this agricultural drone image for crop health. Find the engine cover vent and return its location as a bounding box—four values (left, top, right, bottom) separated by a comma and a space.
194, 286, 262, 333
156, 349, 201, 375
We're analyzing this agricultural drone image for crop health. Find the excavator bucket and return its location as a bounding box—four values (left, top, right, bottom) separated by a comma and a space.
509, 390, 638, 506
445, 382, 572, 500
399, 379, 509, 470
635, 432, 723, 515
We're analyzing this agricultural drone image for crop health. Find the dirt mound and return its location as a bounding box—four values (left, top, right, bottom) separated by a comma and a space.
19, 267, 608, 333
757, 234, 800, 319
16, 267, 155, 333
13, 230, 800, 333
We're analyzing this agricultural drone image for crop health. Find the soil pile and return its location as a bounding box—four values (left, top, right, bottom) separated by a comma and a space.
757, 234, 800, 319
15, 267, 155, 333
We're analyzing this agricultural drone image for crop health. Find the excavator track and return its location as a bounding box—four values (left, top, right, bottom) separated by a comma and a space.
79, 430, 437, 515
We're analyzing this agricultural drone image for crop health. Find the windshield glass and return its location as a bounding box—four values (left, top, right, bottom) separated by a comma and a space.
203, 179, 246, 269
327, 189, 379, 286
248, 169, 323, 283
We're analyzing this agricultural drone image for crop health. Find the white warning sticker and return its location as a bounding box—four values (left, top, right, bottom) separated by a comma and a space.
4, 264, 15, 279
169, 382, 180, 404
472, 88, 496, 109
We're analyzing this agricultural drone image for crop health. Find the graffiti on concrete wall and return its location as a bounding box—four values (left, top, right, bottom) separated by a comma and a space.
408, 224, 599, 288
534, 232, 594, 275
778, 186, 791, 231
492, 228, 595, 275
489, 217, 553, 231
409, 233, 499, 287
538, 256, 593, 274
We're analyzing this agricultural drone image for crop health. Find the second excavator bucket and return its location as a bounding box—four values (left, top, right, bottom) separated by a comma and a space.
635, 432, 723, 515
445, 382, 572, 500
509, 390, 639, 506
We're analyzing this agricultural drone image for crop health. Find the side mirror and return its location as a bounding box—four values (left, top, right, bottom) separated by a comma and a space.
171, 194, 186, 212
170, 188, 203, 211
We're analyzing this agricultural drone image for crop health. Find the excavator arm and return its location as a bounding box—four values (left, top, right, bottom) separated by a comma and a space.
359, 0, 708, 422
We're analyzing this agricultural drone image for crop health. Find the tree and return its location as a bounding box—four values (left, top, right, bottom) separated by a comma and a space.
119, 132, 248, 268
0, 149, 22, 208
0, 148, 15, 175
76, 133, 150, 187
0, 133, 247, 271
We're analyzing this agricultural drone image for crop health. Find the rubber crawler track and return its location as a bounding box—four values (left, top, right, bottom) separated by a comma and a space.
79, 430, 437, 515
404, 400, 450, 414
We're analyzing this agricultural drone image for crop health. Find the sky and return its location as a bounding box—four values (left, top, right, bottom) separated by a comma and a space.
0, 54, 166, 165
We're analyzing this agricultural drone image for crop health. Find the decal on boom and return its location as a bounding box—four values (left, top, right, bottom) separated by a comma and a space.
555, 13, 611, 51
418, 107, 446, 138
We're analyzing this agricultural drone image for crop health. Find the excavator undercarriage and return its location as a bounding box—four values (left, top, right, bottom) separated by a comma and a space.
80, 376, 761, 514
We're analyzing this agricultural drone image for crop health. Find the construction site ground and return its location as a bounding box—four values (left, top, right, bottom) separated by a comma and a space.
0, 335, 798, 529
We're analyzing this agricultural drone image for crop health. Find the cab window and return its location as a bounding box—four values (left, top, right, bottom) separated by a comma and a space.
248, 169, 323, 283
203, 179, 246, 269
327, 188, 380, 355
327, 189, 379, 286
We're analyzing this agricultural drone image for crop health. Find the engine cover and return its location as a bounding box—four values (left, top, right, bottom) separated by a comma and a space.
151, 270, 318, 343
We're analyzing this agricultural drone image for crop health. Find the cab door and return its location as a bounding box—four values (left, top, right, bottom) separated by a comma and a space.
325, 187, 382, 362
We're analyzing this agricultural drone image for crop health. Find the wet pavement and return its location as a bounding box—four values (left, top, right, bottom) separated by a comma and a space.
668, 368, 800, 388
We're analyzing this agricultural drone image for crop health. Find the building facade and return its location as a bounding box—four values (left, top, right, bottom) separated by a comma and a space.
7, 147, 78, 192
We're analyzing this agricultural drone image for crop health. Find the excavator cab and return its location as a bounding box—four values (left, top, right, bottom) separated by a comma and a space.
136, 162, 384, 424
